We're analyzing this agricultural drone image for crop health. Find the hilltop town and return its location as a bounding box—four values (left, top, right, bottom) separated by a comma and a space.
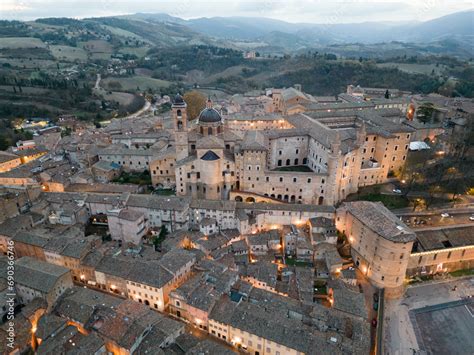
0, 82, 473, 355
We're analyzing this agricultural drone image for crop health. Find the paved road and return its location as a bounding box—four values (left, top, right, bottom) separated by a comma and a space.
394, 207, 474, 216
398, 213, 474, 229
94, 73, 101, 90
395, 206, 474, 229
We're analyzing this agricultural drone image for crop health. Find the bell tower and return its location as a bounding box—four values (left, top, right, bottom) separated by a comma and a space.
172, 93, 189, 161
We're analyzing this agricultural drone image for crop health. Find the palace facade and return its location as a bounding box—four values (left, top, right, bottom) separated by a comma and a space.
99, 90, 414, 205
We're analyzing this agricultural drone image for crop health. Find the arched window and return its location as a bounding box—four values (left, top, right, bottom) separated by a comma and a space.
318, 196, 324, 205
278, 160, 282, 166
177, 121, 183, 129
294, 158, 299, 165
208, 127, 212, 135
286, 159, 290, 166
303, 158, 308, 165
200, 127, 204, 134
177, 109, 182, 118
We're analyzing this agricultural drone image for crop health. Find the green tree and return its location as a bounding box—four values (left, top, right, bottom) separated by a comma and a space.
153, 225, 169, 251
416, 103, 435, 124
0, 135, 10, 150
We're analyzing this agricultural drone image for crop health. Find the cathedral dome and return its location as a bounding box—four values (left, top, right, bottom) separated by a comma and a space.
198, 108, 222, 123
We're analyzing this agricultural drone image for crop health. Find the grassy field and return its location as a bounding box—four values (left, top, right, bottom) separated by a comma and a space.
376, 62, 446, 75
102, 75, 171, 92
285, 256, 312, 267
346, 185, 410, 209
118, 46, 151, 58
0, 37, 46, 49
0, 58, 57, 69
0, 85, 53, 95
201, 65, 253, 84
352, 193, 409, 209
101, 25, 151, 43
112, 171, 151, 185
449, 268, 474, 277
50, 45, 88, 62
101, 91, 135, 106
80, 40, 113, 59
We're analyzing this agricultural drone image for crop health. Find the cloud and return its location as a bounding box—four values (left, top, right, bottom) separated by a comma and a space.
0, 0, 472, 23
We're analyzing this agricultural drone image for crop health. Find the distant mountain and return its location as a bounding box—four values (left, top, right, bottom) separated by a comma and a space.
4, 10, 472, 57
405, 10, 474, 42
256, 31, 311, 51
185, 16, 312, 40
156, 10, 473, 49
117, 13, 188, 25
79, 15, 226, 48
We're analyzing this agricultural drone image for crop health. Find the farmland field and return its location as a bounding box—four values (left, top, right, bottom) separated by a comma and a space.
101, 25, 151, 44
0, 37, 46, 49
0, 58, 57, 69
102, 75, 171, 92
376, 62, 447, 75
50, 45, 88, 62
118, 46, 151, 58
80, 40, 113, 59
95, 90, 136, 106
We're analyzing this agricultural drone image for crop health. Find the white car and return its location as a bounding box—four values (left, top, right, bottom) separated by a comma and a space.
441, 213, 450, 218
469, 216, 474, 221
392, 189, 402, 194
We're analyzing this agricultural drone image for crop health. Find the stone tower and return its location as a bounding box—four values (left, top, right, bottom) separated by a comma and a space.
172, 93, 189, 161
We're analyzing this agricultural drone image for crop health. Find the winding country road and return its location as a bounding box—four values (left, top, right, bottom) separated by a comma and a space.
94, 73, 101, 90
94, 72, 151, 118
127, 100, 151, 118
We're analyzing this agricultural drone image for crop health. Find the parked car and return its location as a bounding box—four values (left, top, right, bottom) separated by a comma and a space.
392, 189, 402, 194
372, 318, 378, 327
441, 213, 450, 218
469, 215, 474, 221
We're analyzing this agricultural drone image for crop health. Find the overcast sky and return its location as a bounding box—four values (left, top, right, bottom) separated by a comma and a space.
1, 0, 472, 23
